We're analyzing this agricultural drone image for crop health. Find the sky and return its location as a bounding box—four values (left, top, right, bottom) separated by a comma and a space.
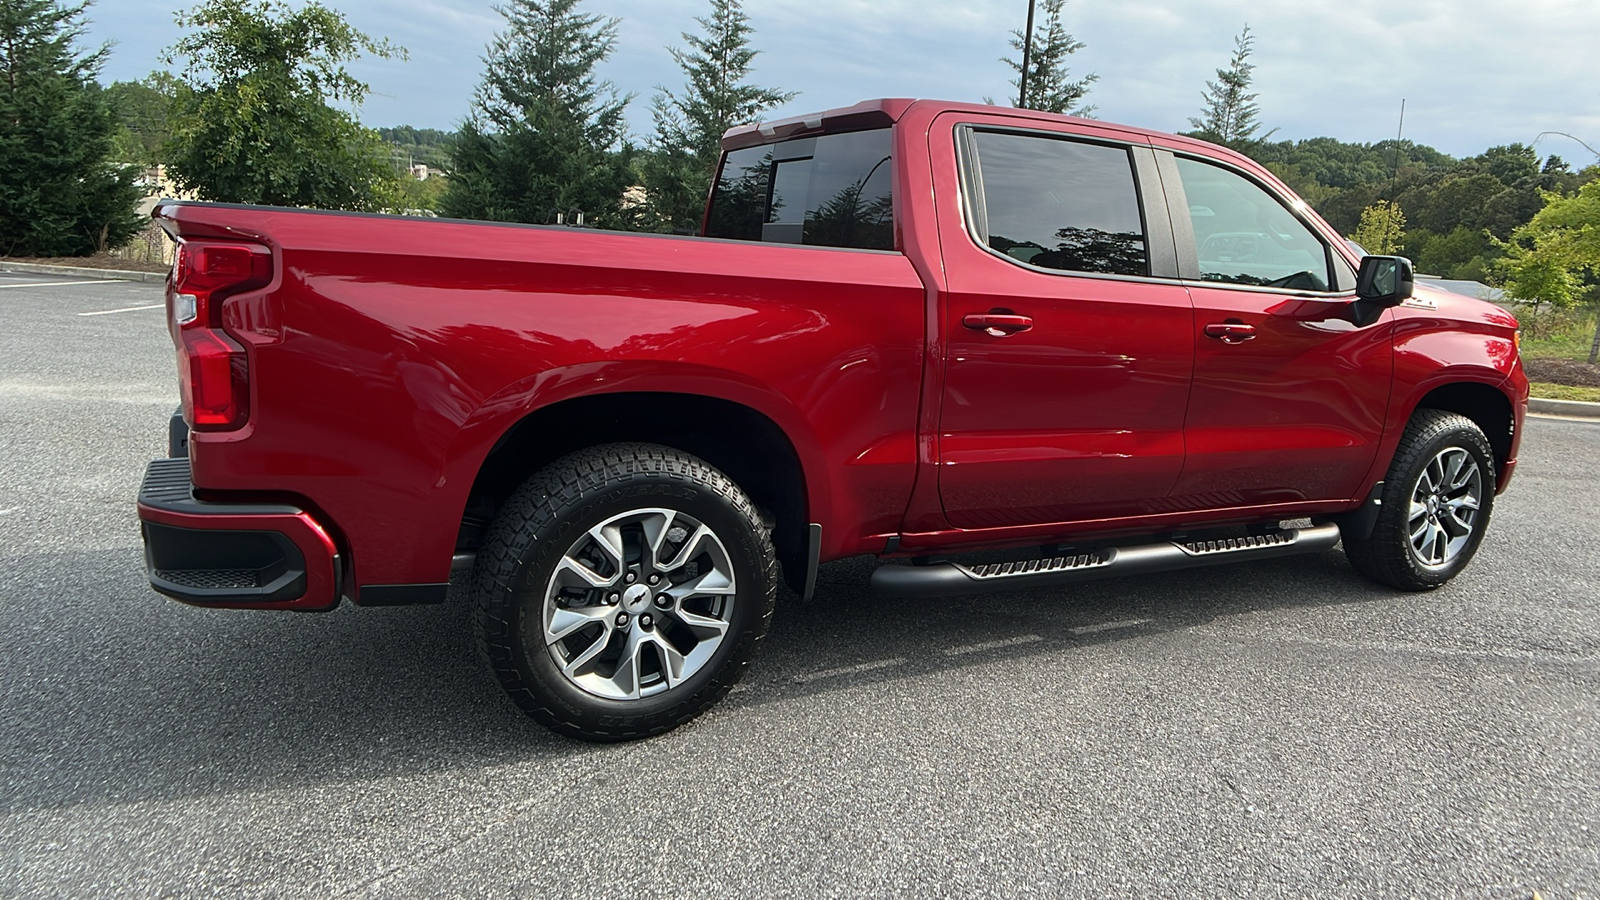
86, 0, 1600, 162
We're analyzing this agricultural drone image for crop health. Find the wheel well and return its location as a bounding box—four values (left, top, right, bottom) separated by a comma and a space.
460, 392, 811, 592
1414, 382, 1514, 469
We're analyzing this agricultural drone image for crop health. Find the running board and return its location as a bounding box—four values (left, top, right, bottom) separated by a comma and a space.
870, 523, 1342, 597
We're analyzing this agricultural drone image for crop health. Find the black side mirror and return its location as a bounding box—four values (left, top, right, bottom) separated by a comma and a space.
1351, 255, 1414, 326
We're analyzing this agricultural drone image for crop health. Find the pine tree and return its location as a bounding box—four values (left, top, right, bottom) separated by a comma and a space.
1003, 0, 1096, 116
163, 0, 403, 212
1189, 24, 1275, 146
640, 0, 794, 232
441, 0, 633, 228
0, 0, 141, 256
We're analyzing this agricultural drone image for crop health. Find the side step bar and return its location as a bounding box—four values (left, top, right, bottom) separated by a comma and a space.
871, 523, 1342, 597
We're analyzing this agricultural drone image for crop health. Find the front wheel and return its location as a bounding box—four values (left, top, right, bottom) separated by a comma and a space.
474, 443, 776, 741
1344, 410, 1496, 591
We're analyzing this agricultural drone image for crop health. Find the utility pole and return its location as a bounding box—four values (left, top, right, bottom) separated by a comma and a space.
1017, 0, 1037, 108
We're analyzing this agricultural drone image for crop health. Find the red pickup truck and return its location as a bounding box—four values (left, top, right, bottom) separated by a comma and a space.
139, 99, 1528, 741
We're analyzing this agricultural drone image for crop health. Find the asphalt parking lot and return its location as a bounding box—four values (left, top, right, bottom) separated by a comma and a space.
2, 271, 1597, 898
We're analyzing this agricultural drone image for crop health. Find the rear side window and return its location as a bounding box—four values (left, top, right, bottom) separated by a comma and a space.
706, 129, 894, 251
966, 131, 1149, 277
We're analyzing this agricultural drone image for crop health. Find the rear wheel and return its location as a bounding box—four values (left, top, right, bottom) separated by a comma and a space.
474, 443, 776, 741
1344, 410, 1496, 591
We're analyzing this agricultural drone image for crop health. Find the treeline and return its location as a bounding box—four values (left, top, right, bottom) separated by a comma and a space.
6, 0, 1596, 310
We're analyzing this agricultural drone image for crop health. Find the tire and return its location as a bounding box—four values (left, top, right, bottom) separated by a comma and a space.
474, 443, 776, 741
1344, 410, 1496, 591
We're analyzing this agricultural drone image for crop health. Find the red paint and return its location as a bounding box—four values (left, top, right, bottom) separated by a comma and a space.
142, 99, 1527, 609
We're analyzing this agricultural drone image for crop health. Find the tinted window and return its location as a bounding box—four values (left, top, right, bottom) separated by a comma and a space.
706, 129, 894, 250
1173, 157, 1332, 291
968, 131, 1148, 277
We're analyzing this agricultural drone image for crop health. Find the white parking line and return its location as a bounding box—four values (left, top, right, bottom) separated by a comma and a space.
0, 279, 125, 289
792, 657, 906, 684
78, 304, 165, 317
942, 634, 1044, 657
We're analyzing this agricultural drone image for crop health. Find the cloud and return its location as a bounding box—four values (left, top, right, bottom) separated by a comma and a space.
88, 0, 1600, 159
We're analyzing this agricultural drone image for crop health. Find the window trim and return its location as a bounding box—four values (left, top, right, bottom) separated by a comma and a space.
955, 124, 1182, 283
1156, 148, 1357, 297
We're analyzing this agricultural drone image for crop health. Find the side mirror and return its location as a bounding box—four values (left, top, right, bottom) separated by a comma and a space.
1351, 255, 1414, 326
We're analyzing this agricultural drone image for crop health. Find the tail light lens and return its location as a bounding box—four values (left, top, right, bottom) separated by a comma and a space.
169, 242, 273, 431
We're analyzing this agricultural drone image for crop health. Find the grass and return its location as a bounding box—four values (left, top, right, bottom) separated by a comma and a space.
1529, 382, 1600, 403
1516, 306, 1599, 360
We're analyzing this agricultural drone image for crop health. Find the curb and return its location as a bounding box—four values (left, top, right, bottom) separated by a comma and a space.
0, 261, 168, 284
1529, 397, 1600, 420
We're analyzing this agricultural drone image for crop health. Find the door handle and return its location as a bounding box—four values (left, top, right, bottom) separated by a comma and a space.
1204, 322, 1257, 343
962, 313, 1034, 337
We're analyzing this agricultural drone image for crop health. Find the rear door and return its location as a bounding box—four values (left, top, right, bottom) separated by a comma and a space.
932, 115, 1195, 529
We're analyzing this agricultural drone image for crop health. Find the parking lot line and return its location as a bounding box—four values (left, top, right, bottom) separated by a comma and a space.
0, 279, 126, 289
78, 304, 165, 317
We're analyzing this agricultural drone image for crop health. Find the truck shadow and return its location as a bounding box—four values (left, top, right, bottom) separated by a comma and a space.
2, 546, 1393, 814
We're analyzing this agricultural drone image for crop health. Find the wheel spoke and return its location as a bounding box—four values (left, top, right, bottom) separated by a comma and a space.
640, 510, 678, 569
609, 631, 646, 699
1408, 500, 1429, 524
553, 556, 614, 590
560, 625, 613, 676
588, 523, 626, 572
652, 636, 688, 688
673, 608, 731, 639
546, 604, 613, 644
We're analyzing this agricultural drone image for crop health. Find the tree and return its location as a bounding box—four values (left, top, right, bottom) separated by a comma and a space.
0, 0, 141, 256
1189, 24, 1275, 147
1496, 180, 1600, 361
162, 0, 405, 211
1002, 0, 1096, 116
1349, 200, 1405, 256
441, 0, 633, 228
641, 0, 794, 232
103, 72, 180, 165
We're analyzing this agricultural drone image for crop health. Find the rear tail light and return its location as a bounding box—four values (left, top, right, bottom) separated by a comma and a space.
169, 242, 273, 431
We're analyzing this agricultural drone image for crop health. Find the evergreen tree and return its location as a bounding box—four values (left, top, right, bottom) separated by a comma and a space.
0, 0, 141, 256
441, 0, 633, 228
162, 0, 405, 211
1002, 0, 1096, 116
641, 0, 794, 232
1189, 25, 1275, 146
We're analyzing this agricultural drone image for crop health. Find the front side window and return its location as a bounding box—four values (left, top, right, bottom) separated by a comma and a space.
1172, 156, 1333, 291
706, 129, 894, 251
966, 130, 1149, 277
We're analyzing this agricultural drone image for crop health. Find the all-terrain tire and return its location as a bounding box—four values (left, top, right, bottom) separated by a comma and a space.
1344, 410, 1496, 591
474, 443, 777, 742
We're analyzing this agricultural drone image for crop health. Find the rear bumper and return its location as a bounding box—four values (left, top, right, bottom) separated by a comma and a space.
137, 458, 342, 611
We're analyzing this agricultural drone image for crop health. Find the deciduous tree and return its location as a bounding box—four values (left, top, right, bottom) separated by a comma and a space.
0, 0, 141, 256
162, 0, 404, 211
1349, 200, 1405, 256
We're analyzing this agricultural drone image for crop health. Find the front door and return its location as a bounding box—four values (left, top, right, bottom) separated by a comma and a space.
934, 121, 1195, 530
1161, 152, 1392, 507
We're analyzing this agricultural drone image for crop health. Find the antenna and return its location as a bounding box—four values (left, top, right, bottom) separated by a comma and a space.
1391, 98, 1406, 178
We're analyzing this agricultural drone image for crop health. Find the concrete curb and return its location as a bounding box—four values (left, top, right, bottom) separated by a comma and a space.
1529, 397, 1600, 419
0, 261, 168, 284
